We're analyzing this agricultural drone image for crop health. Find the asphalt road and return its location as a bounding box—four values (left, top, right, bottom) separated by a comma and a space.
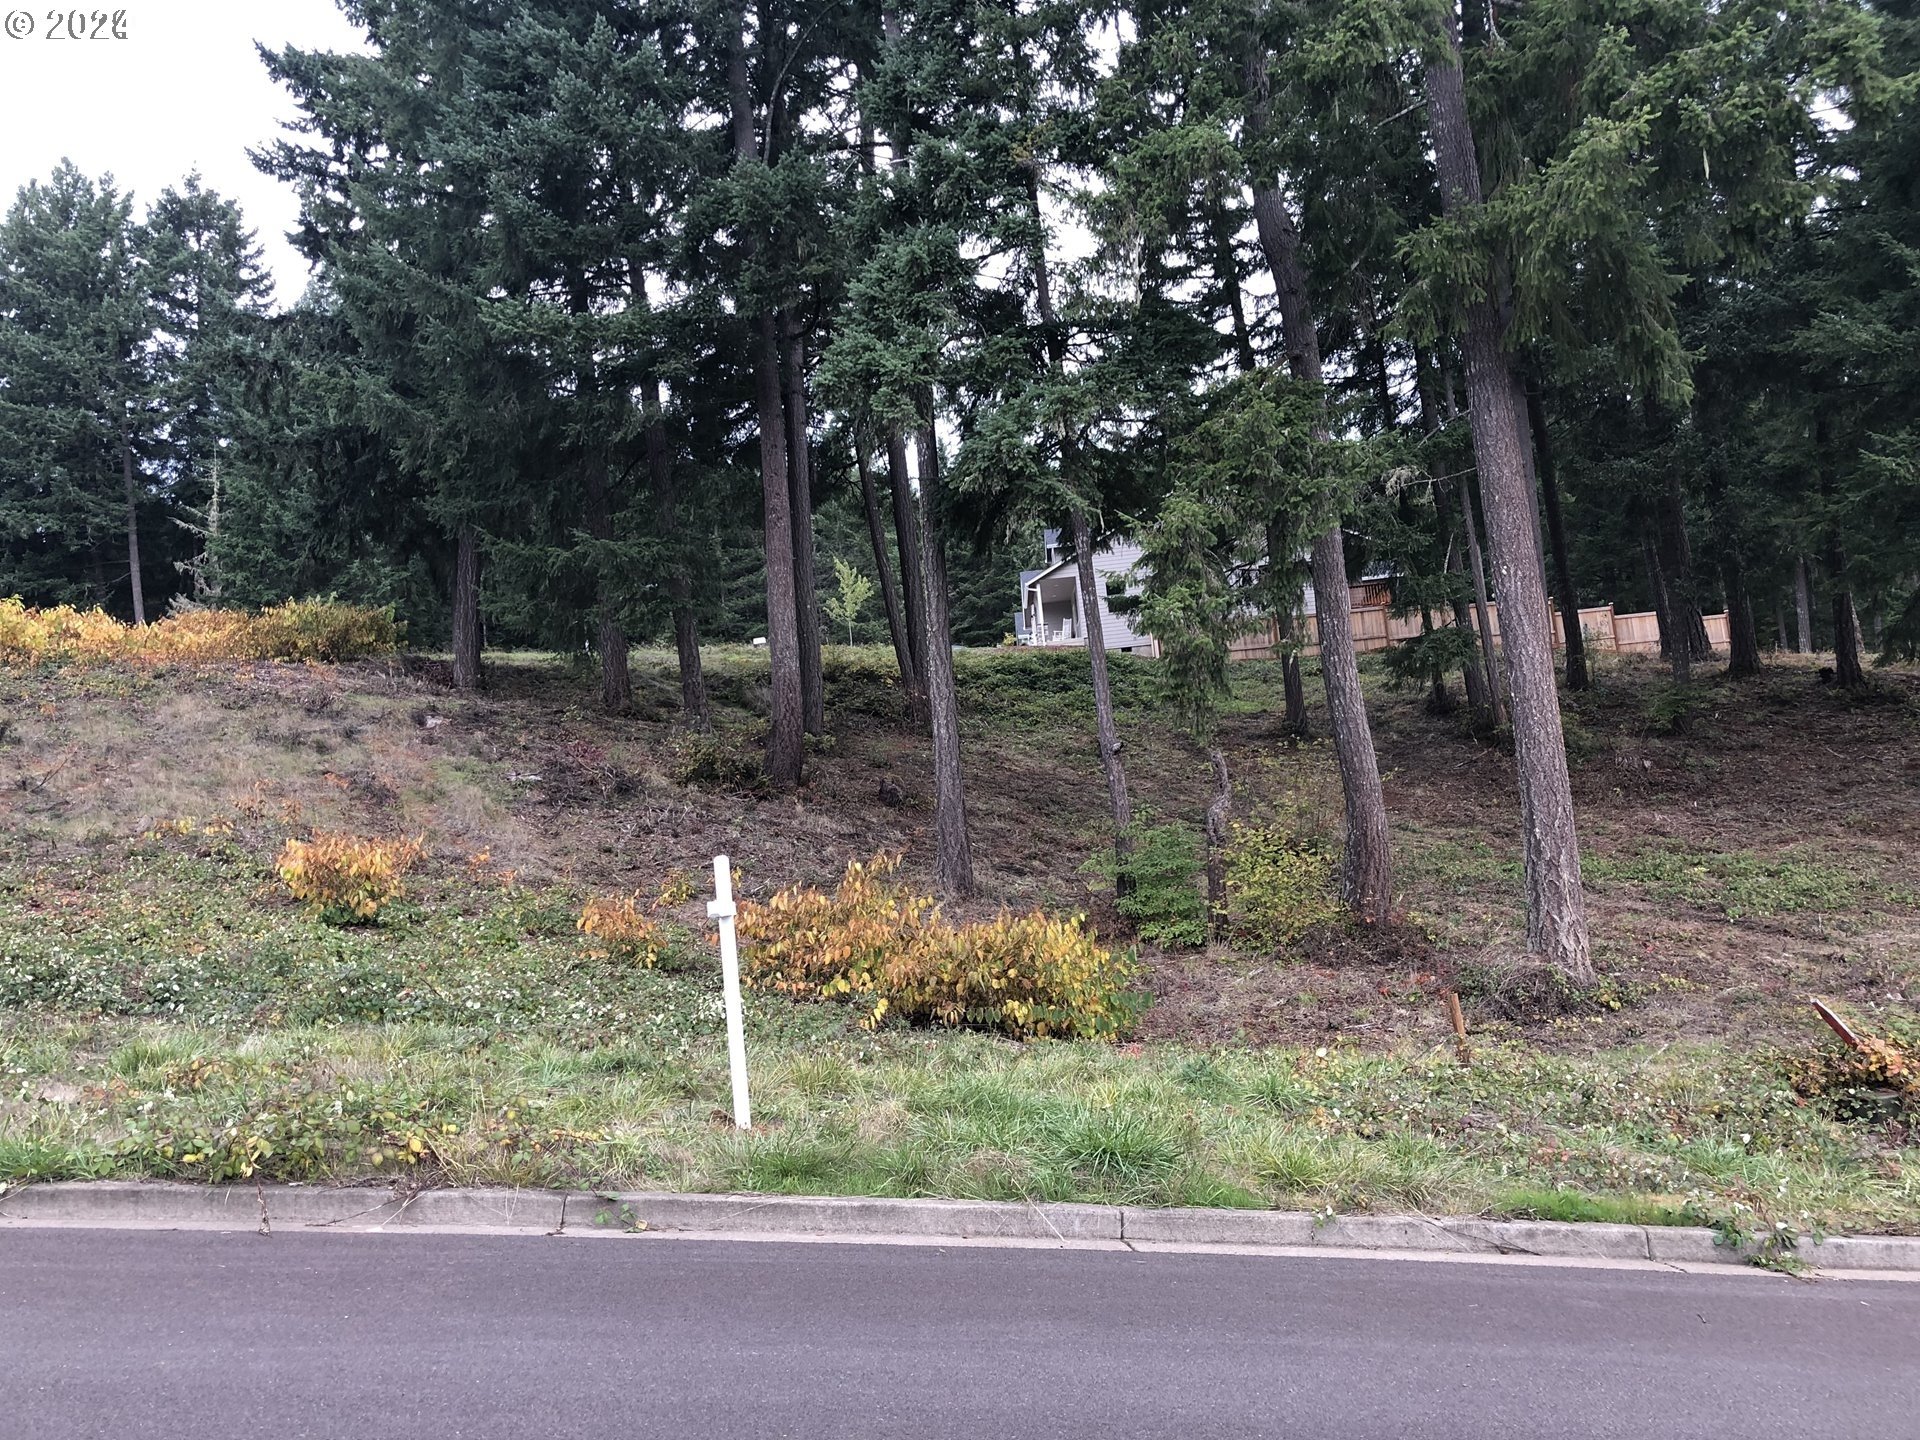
3, 1230, 1916, 1440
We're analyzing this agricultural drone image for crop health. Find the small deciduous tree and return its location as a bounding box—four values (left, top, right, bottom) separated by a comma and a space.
824, 556, 877, 644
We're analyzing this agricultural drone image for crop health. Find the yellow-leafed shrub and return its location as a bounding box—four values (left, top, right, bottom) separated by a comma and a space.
736, 854, 1140, 1040
0, 597, 401, 667
276, 832, 425, 924
578, 894, 668, 967
1223, 822, 1343, 953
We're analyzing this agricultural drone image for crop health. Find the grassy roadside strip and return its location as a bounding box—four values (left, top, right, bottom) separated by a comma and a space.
6, 1019, 1917, 1242
1, 843, 1914, 1241
5, 1016, 1916, 1242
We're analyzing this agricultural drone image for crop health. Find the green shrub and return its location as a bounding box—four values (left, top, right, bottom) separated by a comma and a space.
1224, 823, 1342, 953
1084, 822, 1209, 948
667, 729, 767, 792
1644, 682, 1708, 735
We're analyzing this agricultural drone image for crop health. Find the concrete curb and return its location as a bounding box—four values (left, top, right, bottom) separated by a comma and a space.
4, 1181, 1918, 1274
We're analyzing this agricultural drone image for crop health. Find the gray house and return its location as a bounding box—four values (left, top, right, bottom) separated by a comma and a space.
1014, 530, 1160, 656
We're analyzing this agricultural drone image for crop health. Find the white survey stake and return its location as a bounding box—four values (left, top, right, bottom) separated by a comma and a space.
707, 854, 752, 1129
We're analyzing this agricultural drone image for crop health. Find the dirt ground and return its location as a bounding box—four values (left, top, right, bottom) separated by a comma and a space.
2, 644, 1914, 1055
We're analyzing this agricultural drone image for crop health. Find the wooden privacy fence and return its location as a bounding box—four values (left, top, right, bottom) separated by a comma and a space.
1227, 602, 1729, 661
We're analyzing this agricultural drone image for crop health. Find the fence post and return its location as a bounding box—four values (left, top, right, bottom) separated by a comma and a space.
707, 854, 752, 1130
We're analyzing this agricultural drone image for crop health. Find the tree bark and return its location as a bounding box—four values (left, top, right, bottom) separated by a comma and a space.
1205, 749, 1232, 939
1720, 551, 1761, 680
854, 74, 928, 721
1261, 518, 1311, 736
451, 522, 482, 691
1525, 385, 1588, 690
1699, 427, 1760, 680
857, 443, 917, 701
1664, 471, 1712, 659
1229, 231, 1308, 737
1278, 616, 1310, 737
1071, 502, 1134, 862
730, 16, 804, 787
1026, 166, 1133, 870
1424, 20, 1591, 980
783, 315, 826, 735
878, 6, 930, 712
580, 448, 632, 713
914, 411, 975, 897
1794, 556, 1814, 654
643, 375, 708, 727
887, 431, 930, 709
1460, 474, 1504, 726
1248, 178, 1392, 923
1442, 528, 1490, 718
565, 270, 631, 713
1418, 356, 1492, 721
1642, 524, 1676, 660
1210, 200, 1258, 375
120, 430, 146, 625
1827, 543, 1866, 689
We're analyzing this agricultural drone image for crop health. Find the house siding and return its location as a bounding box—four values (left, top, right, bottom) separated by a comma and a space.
1019, 541, 1158, 654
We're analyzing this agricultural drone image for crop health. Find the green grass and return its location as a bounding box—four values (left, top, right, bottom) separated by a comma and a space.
1, 837, 1914, 1232
1582, 842, 1868, 919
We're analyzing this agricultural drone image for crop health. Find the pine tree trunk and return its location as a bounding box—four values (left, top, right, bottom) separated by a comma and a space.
1794, 557, 1814, 654
878, 8, 929, 715
1205, 749, 1232, 939
1249, 178, 1392, 923
120, 430, 146, 626
914, 411, 974, 897
1775, 595, 1789, 652
1459, 474, 1505, 721
451, 522, 482, 691
730, 16, 804, 787
566, 271, 630, 714
1026, 167, 1133, 871
1446, 365, 1501, 706
1721, 552, 1761, 680
643, 375, 708, 727
1449, 573, 1489, 717
1700, 431, 1760, 680
754, 314, 806, 787
1424, 24, 1590, 981
1434, 487, 1491, 721
1460, 476, 1504, 725
1275, 599, 1310, 739
1262, 519, 1312, 736
1210, 199, 1258, 375
1280, 640, 1309, 737
857, 444, 916, 700
1423, 606, 1454, 714
783, 315, 826, 735
1071, 503, 1134, 863
580, 449, 632, 713
1526, 386, 1588, 690
1643, 526, 1675, 660
1669, 602, 1694, 685
1420, 362, 1492, 722
1827, 542, 1866, 688
1664, 472, 1712, 659
887, 431, 929, 711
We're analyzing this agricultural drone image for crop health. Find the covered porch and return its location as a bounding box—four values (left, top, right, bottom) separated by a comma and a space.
1023, 567, 1084, 645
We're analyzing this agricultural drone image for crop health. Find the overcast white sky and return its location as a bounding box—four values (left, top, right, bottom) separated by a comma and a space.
0, 0, 370, 307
